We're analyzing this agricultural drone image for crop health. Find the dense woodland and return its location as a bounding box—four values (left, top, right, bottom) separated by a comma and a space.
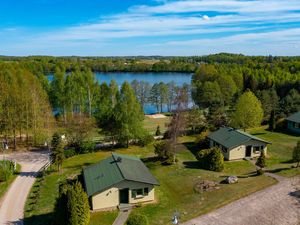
0, 53, 300, 150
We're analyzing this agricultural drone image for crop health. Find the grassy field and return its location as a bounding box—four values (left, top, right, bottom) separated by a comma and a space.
248, 127, 300, 177
24, 135, 276, 225
143, 116, 171, 135
0, 163, 21, 199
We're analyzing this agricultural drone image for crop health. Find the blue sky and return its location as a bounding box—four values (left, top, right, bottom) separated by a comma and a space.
1, 0, 300, 56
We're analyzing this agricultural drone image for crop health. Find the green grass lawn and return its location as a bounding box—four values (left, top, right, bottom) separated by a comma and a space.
24, 135, 276, 225
248, 127, 300, 177
143, 116, 171, 135
0, 163, 21, 199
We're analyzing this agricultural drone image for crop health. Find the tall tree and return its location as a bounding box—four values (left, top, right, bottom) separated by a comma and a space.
114, 82, 145, 147
232, 90, 264, 130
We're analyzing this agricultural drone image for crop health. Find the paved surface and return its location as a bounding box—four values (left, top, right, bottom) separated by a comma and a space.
0, 151, 49, 225
112, 209, 132, 225
182, 175, 300, 225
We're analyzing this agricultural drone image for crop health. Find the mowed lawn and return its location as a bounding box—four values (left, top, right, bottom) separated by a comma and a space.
24, 135, 276, 225
143, 116, 170, 135
248, 127, 300, 177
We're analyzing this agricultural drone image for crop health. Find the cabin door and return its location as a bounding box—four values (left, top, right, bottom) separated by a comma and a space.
119, 188, 129, 204
246, 146, 252, 157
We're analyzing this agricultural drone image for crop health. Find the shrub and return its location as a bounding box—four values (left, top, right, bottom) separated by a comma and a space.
196, 147, 224, 172
154, 140, 175, 165
0, 161, 14, 182
256, 151, 267, 169
155, 125, 161, 136
126, 213, 148, 225
195, 130, 210, 149
67, 182, 90, 225
79, 141, 95, 154
138, 133, 154, 147
51, 132, 62, 149
256, 168, 264, 175
64, 148, 77, 158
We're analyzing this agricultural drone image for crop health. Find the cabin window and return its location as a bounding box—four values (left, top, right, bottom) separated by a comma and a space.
222, 146, 228, 153
132, 188, 147, 198
295, 123, 299, 129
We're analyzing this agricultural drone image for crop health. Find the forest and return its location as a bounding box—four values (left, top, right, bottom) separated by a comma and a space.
0, 53, 300, 151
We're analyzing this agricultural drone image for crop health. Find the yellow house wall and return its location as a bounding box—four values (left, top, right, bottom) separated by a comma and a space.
228, 145, 246, 160
91, 181, 155, 211
91, 187, 119, 210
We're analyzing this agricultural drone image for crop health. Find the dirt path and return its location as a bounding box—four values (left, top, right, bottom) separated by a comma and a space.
182, 176, 300, 225
0, 151, 49, 225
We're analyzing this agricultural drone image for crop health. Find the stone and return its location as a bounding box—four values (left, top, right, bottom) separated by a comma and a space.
225, 176, 238, 184
194, 180, 219, 193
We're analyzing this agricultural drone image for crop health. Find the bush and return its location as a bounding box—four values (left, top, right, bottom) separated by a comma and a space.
154, 140, 175, 165
126, 213, 148, 225
256, 168, 264, 175
155, 125, 161, 136
79, 141, 95, 154
196, 147, 224, 172
138, 133, 154, 147
64, 148, 77, 158
195, 130, 210, 149
0, 161, 14, 182
67, 182, 90, 225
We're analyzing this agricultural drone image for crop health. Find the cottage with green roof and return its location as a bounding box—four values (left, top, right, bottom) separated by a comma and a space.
208, 127, 271, 160
82, 153, 159, 211
286, 112, 300, 134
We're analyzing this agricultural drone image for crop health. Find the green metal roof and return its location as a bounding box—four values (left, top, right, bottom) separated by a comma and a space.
208, 127, 271, 150
286, 112, 300, 123
83, 153, 159, 197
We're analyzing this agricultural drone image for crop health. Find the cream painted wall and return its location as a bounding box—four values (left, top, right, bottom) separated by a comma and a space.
228, 145, 246, 160
91, 187, 119, 210
91, 180, 155, 211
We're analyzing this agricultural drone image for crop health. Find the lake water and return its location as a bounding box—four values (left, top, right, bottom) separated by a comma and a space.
95, 72, 192, 86
48, 72, 193, 114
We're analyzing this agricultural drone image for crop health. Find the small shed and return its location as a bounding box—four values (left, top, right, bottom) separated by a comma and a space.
82, 153, 159, 211
208, 127, 271, 160
286, 112, 300, 134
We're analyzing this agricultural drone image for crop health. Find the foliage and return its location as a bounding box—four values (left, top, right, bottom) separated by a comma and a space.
231, 90, 264, 130
64, 148, 77, 158
53, 141, 65, 171
126, 213, 148, 225
293, 141, 300, 167
51, 132, 61, 149
196, 147, 224, 172
255, 151, 267, 169
195, 130, 210, 149
155, 125, 161, 136
79, 141, 96, 154
153, 140, 175, 165
268, 110, 276, 131
67, 182, 90, 225
138, 133, 154, 147
0, 160, 14, 182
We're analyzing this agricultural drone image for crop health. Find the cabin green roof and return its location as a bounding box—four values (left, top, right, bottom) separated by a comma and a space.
83, 153, 159, 197
208, 127, 271, 150
286, 112, 300, 123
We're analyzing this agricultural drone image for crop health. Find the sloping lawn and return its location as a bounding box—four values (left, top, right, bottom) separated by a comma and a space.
143, 116, 170, 135
24, 136, 276, 225
248, 127, 300, 177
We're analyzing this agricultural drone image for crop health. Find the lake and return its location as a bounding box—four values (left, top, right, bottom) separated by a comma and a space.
48, 72, 193, 114
95, 72, 192, 86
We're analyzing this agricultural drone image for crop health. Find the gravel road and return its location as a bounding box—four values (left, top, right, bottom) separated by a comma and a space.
0, 151, 49, 225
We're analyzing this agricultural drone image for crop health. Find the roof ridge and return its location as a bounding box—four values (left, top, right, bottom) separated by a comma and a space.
111, 153, 125, 180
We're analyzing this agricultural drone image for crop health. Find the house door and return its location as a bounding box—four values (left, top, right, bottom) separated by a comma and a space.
246, 146, 252, 157
119, 188, 129, 204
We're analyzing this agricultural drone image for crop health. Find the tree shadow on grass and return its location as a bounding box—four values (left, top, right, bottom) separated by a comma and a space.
23, 212, 54, 225
266, 167, 291, 174
182, 161, 200, 169
182, 141, 198, 156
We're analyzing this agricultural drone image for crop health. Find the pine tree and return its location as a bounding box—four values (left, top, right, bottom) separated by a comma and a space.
53, 141, 65, 171
155, 125, 161, 136
268, 110, 276, 131
67, 182, 90, 225
256, 151, 267, 169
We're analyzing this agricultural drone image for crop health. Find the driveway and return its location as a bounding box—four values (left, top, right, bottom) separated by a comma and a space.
182, 175, 300, 225
0, 151, 49, 225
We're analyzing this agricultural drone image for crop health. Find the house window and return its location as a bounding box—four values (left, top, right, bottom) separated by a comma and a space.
222, 146, 228, 153
295, 123, 299, 129
254, 146, 260, 153
132, 188, 148, 198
